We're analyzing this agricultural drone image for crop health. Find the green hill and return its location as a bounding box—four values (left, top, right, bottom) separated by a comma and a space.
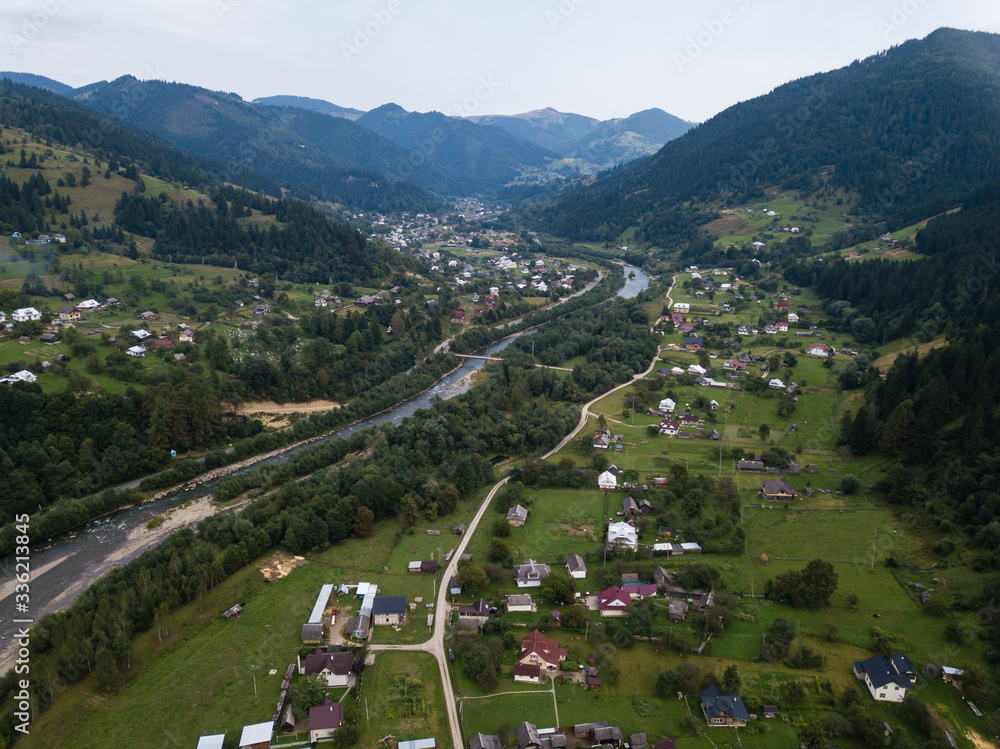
541, 28, 1000, 246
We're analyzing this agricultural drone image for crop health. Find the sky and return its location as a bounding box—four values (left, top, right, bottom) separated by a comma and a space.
2, 0, 999, 122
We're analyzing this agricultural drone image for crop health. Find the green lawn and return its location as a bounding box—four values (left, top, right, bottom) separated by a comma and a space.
359, 652, 452, 748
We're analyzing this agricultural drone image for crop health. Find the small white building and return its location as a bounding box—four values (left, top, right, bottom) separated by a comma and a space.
658, 398, 676, 413
126, 346, 147, 357
768, 378, 785, 389
565, 553, 587, 579
238, 722, 273, 748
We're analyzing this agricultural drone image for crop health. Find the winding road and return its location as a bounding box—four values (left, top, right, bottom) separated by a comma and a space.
368, 269, 672, 748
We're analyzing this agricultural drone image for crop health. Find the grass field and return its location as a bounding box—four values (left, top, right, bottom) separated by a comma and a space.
358, 652, 451, 748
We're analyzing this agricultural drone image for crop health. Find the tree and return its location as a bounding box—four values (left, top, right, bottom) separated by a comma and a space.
845, 593, 859, 610
94, 648, 120, 691
456, 563, 488, 593
798, 720, 826, 749
487, 537, 510, 563
655, 668, 685, 698
721, 664, 741, 694
839, 474, 863, 494
539, 570, 575, 605
400, 494, 419, 526
353, 506, 374, 538
291, 674, 328, 714
758, 423, 770, 441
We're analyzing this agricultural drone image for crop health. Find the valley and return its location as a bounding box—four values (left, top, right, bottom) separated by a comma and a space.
3, 19, 1000, 749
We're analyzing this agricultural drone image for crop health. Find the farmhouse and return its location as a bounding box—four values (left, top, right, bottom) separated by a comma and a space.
515, 559, 551, 588
607, 521, 638, 551
659, 419, 680, 437
659, 397, 676, 413
12, 307, 41, 322
597, 470, 618, 491
760, 479, 797, 502
506, 594, 535, 613
519, 629, 567, 670
371, 596, 407, 626
309, 697, 343, 742
126, 346, 146, 357
598, 586, 632, 617
507, 504, 529, 526
459, 598, 491, 622
58, 307, 81, 323
853, 653, 915, 702
566, 553, 587, 579
809, 344, 830, 358
738, 459, 765, 472
701, 685, 750, 727
301, 649, 352, 687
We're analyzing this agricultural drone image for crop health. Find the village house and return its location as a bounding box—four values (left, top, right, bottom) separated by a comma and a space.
506, 594, 535, 613
566, 553, 587, 579
12, 307, 41, 322
507, 504, 529, 526
515, 560, 551, 588
58, 307, 81, 323
659, 418, 680, 437
598, 586, 632, 617
126, 345, 146, 358
309, 698, 344, 742
760, 479, 797, 502
853, 654, 916, 702
458, 598, 491, 623
300, 649, 352, 687
371, 596, 407, 626
809, 343, 830, 358
607, 521, 638, 551
598, 470, 618, 491
701, 685, 750, 727
518, 629, 567, 671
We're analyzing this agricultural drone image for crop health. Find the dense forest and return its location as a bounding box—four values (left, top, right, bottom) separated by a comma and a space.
537, 29, 1000, 246
113, 189, 387, 284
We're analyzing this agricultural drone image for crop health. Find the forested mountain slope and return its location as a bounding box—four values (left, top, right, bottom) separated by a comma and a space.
539, 28, 1000, 245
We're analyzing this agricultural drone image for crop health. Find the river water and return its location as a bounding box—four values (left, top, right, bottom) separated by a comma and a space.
0, 263, 648, 663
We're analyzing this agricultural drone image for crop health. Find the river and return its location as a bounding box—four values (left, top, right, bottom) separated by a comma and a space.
0, 263, 648, 667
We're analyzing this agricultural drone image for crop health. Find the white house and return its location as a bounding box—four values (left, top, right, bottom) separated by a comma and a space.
809, 344, 830, 358
688, 364, 707, 376
607, 521, 638, 551
597, 471, 617, 491
126, 346, 147, 357
673, 302, 690, 312
565, 553, 587, 579
853, 654, 915, 702
0, 370, 37, 385
788, 313, 799, 323
506, 594, 535, 613
658, 398, 676, 413
12, 307, 41, 322
132, 329, 152, 341
768, 378, 785, 389
76, 299, 100, 311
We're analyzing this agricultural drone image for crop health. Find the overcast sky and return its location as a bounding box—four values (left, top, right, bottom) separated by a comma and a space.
2, 0, 999, 122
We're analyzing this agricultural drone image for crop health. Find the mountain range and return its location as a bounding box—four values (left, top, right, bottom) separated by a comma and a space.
0, 71, 693, 205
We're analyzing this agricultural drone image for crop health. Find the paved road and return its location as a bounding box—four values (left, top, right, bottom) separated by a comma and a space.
368, 271, 677, 748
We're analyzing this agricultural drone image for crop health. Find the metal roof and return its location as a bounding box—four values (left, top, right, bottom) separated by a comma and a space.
196, 736, 225, 749
308, 584, 334, 624
238, 721, 273, 747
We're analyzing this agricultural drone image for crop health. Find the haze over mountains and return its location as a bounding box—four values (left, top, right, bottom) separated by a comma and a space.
0, 70, 694, 207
